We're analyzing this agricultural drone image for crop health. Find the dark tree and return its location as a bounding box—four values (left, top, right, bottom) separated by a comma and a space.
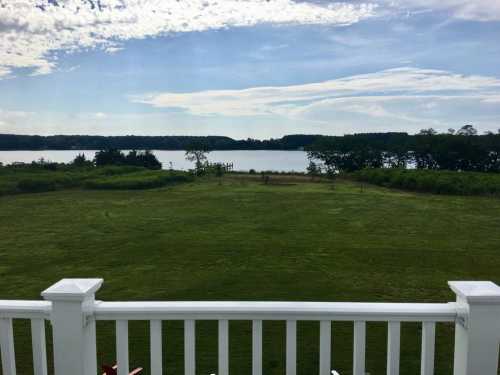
125, 150, 162, 169
418, 128, 438, 136
93, 149, 161, 169
94, 149, 126, 166
185, 141, 210, 174
306, 160, 321, 180
71, 153, 93, 167
456, 124, 478, 136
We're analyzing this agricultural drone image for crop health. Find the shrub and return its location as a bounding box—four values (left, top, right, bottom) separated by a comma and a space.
17, 178, 57, 193
94, 149, 162, 169
1, 165, 188, 195
16, 175, 78, 193
351, 168, 500, 196
84, 172, 192, 190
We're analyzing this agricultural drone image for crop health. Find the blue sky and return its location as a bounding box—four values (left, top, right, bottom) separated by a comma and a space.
1, 0, 500, 138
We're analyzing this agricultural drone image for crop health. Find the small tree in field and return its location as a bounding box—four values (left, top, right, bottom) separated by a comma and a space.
213, 163, 225, 185
306, 160, 321, 181
185, 142, 210, 175
261, 171, 270, 185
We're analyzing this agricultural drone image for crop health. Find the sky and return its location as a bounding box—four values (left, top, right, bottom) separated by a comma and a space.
1, 0, 500, 138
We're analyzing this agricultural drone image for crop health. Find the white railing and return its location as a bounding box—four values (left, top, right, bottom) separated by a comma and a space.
1, 279, 500, 375
0, 300, 50, 375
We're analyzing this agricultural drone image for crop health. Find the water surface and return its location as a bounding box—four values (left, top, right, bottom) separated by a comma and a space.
0, 150, 309, 172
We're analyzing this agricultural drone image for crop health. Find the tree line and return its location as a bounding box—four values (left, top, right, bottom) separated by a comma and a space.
0, 134, 322, 150
307, 126, 500, 173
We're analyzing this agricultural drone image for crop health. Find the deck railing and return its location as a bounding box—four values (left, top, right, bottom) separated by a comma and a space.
1, 279, 500, 375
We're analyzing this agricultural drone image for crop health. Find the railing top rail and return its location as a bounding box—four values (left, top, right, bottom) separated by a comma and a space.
94, 301, 457, 322
0, 300, 51, 319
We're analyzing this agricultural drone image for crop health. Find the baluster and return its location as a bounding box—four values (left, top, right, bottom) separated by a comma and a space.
31, 318, 47, 375
184, 320, 196, 375
0, 318, 16, 375
116, 320, 129, 375
420, 322, 435, 375
286, 320, 297, 375
387, 322, 401, 375
218, 320, 229, 375
150, 320, 162, 375
353, 321, 366, 375
252, 320, 262, 375
319, 320, 331, 375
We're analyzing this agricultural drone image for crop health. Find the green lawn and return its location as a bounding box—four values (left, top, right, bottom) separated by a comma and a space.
1, 177, 500, 375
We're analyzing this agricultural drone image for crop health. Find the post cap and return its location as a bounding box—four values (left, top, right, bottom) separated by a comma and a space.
42, 278, 103, 301
448, 281, 500, 304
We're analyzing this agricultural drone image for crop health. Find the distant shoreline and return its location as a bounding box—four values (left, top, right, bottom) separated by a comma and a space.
0, 133, 325, 151
0, 148, 309, 151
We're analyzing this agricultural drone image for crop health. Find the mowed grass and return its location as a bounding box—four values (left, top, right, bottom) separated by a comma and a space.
1, 178, 500, 375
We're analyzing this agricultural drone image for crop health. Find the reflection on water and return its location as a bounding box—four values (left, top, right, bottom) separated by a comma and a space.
0, 150, 309, 172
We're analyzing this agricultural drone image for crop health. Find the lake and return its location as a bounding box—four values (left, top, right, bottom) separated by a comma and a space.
0, 150, 309, 172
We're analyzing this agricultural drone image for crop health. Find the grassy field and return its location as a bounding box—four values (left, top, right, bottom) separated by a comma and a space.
1, 176, 500, 374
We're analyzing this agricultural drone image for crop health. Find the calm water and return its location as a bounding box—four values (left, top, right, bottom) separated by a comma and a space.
0, 150, 309, 172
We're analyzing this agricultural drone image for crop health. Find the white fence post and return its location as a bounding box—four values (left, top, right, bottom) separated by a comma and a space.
42, 278, 103, 375
449, 281, 500, 375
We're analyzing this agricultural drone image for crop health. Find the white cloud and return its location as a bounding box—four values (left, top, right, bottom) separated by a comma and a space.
379, 0, 500, 21
0, 0, 376, 78
104, 46, 124, 54
2, 90, 500, 137
0, 108, 32, 128
0, 66, 12, 78
94, 112, 108, 119
481, 96, 500, 104
0, 108, 31, 119
131, 67, 500, 118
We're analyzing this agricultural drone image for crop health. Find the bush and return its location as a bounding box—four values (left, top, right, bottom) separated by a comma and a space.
98, 166, 145, 176
84, 172, 192, 190
17, 178, 57, 193
351, 168, 500, 196
94, 149, 162, 169
16, 175, 78, 193
0, 165, 191, 195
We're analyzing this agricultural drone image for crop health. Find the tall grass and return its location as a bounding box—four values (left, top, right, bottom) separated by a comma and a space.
351, 168, 500, 196
0, 165, 191, 195
85, 171, 192, 190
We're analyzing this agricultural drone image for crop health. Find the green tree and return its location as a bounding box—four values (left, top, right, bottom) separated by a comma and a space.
125, 150, 162, 169
185, 142, 210, 175
71, 153, 93, 167
306, 160, 321, 180
418, 128, 437, 136
457, 124, 478, 136
94, 149, 126, 166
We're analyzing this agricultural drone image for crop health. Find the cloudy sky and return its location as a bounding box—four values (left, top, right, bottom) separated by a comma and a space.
1, 0, 500, 138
